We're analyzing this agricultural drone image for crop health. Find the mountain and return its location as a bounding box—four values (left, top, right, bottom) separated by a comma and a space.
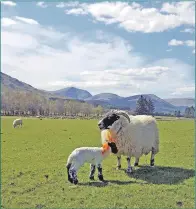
165, 98, 195, 107
1, 72, 191, 114
50, 87, 92, 100
1, 72, 44, 94
85, 93, 187, 113
1, 72, 69, 101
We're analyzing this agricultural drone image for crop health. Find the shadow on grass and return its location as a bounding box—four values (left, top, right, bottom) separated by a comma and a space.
79, 180, 138, 187
125, 165, 195, 185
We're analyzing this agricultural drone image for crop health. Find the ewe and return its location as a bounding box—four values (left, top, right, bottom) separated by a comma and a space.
13, 118, 23, 128
66, 142, 118, 184
98, 110, 159, 173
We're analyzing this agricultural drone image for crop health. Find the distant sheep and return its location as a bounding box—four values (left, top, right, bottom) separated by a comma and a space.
13, 118, 23, 128
66, 142, 118, 184
98, 110, 159, 173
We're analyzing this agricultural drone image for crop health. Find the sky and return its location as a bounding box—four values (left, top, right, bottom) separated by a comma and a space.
1, 0, 195, 98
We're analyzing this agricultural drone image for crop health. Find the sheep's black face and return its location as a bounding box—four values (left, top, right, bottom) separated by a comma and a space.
108, 142, 118, 154
98, 113, 120, 130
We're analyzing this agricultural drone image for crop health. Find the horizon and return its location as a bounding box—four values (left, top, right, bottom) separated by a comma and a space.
2, 1, 195, 99
2, 71, 194, 100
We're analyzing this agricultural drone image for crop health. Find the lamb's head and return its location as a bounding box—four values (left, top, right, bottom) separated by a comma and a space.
98, 110, 130, 131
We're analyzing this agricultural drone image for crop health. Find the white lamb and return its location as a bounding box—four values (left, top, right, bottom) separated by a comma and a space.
66, 142, 118, 184
13, 118, 23, 128
98, 110, 159, 173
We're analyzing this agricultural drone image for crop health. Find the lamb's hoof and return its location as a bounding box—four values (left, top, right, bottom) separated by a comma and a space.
68, 178, 73, 183
98, 175, 104, 181
134, 163, 139, 167
73, 179, 78, 185
126, 168, 133, 174
89, 176, 95, 180
116, 165, 121, 170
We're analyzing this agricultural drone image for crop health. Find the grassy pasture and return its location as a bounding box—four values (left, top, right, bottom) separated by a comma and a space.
1, 117, 195, 208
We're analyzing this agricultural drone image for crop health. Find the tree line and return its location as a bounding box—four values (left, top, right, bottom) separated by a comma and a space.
1, 90, 104, 117
134, 95, 195, 118
1, 90, 195, 118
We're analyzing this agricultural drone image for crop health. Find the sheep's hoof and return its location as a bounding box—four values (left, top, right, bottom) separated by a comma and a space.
116, 165, 121, 170
73, 179, 78, 185
89, 176, 95, 180
98, 175, 104, 181
68, 178, 73, 183
126, 168, 133, 174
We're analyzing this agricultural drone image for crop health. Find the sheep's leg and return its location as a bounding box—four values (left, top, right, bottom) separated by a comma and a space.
66, 163, 73, 183
116, 155, 121, 169
69, 163, 80, 185
89, 164, 96, 180
150, 147, 155, 167
126, 157, 133, 173
134, 157, 139, 166
97, 164, 104, 181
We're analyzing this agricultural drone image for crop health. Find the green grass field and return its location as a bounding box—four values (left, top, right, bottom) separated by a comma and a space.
1, 117, 195, 208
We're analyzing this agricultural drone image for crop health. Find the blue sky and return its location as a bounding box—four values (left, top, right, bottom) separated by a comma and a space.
1, 1, 195, 98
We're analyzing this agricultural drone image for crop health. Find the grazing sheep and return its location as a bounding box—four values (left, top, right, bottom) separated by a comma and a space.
13, 118, 23, 128
98, 110, 159, 173
66, 142, 118, 184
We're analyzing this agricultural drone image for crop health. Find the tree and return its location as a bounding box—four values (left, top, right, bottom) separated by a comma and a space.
185, 106, 195, 118
135, 95, 148, 115
148, 98, 155, 115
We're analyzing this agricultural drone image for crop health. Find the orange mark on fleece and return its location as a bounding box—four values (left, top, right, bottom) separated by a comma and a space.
101, 143, 110, 155
104, 129, 116, 143
101, 130, 117, 155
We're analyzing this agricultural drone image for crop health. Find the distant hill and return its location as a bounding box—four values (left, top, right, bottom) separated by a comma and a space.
85, 93, 187, 113
1, 72, 192, 114
165, 98, 195, 107
50, 87, 92, 100
1, 72, 44, 94
1, 72, 71, 101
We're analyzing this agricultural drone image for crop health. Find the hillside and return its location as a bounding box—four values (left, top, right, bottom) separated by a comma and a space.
85, 93, 186, 113
1, 72, 70, 101
1, 72, 45, 95
50, 87, 92, 100
1, 72, 191, 114
165, 98, 195, 107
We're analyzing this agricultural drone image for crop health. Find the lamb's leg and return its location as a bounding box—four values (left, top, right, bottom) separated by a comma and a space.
89, 164, 96, 180
150, 147, 155, 167
97, 164, 104, 181
134, 157, 139, 166
116, 155, 121, 169
126, 156, 133, 173
69, 163, 80, 185
66, 163, 73, 183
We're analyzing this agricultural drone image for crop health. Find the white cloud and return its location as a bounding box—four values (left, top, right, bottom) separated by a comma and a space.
64, 1, 195, 33
1, 16, 194, 97
36, 2, 48, 8
172, 85, 195, 95
168, 39, 195, 49
180, 28, 195, 34
56, 1, 79, 8
2, 17, 17, 26
166, 49, 172, 52
1, 1, 16, 6
15, 16, 39, 25
193, 49, 195, 54
168, 39, 184, 46
185, 40, 195, 47
65, 8, 87, 15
